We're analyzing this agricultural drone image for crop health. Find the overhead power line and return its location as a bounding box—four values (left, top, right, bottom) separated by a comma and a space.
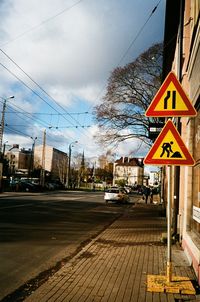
0, 55, 92, 140
5, 111, 89, 116
117, 0, 162, 66
86, 0, 162, 113
1, 0, 85, 48
5, 124, 91, 129
5, 124, 38, 139
0, 98, 51, 128
1, 98, 90, 139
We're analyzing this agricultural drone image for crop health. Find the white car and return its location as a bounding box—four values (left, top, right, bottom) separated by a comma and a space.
104, 188, 130, 204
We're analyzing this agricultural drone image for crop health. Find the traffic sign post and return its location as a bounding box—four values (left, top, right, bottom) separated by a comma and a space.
167, 165, 172, 283
145, 72, 196, 294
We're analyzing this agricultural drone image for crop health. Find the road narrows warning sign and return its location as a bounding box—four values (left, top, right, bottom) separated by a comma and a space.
144, 120, 195, 166
145, 72, 197, 117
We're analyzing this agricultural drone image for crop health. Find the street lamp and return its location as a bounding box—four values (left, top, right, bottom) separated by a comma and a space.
67, 141, 78, 189
0, 96, 14, 154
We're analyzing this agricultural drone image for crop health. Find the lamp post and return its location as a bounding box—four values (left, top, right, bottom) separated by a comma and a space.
0, 96, 14, 154
67, 141, 78, 189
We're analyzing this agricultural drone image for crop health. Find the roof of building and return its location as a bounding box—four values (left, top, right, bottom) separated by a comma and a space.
115, 157, 144, 167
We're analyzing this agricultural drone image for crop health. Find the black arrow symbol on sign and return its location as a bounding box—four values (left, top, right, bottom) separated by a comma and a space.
164, 90, 176, 109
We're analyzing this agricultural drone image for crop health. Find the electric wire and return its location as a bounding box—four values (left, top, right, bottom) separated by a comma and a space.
0, 49, 90, 126
5, 124, 40, 140
0, 99, 51, 128
4, 111, 89, 115
1, 102, 77, 144
5, 124, 91, 129
1, 1, 162, 138
117, 0, 162, 66
86, 0, 162, 113
0, 0, 163, 154
0, 61, 92, 139
5, 122, 74, 146
1, 99, 90, 137
0, 0, 85, 48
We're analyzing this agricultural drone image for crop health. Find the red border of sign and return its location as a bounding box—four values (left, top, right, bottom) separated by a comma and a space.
145, 72, 197, 117
144, 120, 195, 166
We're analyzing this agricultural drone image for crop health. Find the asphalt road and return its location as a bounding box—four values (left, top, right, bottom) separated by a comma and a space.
0, 191, 138, 300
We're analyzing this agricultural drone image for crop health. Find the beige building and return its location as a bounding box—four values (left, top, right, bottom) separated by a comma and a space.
149, 170, 161, 187
5, 147, 31, 176
163, 0, 200, 285
113, 157, 144, 186
34, 145, 68, 183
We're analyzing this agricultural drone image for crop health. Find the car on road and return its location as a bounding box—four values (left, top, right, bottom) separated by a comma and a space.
124, 186, 132, 194
18, 179, 41, 192
104, 187, 130, 204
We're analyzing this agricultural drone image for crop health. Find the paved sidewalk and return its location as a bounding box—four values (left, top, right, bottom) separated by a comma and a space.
25, 203, 199, 302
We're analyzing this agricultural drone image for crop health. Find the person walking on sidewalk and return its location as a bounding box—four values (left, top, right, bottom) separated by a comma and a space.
150, 187, 154, 203
143, 186, 151, 204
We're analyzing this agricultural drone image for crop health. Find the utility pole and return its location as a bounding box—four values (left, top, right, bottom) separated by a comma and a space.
0, 96, 14, 192
40, 130, 46, 187
0, 96, 14, 154
67, 141, 78, 189
29, 137, 37, 179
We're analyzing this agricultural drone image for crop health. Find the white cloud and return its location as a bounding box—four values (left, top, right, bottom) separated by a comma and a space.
0, 0, 165, 157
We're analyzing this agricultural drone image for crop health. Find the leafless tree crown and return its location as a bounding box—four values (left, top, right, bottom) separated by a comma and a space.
94, 43, 163, 147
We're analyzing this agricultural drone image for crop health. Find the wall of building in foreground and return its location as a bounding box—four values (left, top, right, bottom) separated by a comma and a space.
171, 0, 200, 285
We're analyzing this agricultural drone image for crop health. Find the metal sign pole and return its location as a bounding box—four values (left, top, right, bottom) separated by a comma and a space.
167, 165, 172, 282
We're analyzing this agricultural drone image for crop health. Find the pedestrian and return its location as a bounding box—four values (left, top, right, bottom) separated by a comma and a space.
150, 187, 154, 203
143, 186, 151, 204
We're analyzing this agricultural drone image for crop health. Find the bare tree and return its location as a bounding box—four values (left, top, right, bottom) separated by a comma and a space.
94, 43, 163, 147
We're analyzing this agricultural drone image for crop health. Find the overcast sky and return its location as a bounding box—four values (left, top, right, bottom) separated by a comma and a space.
0, 0, 166, 162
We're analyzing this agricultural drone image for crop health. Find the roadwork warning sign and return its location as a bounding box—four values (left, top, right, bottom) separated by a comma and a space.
145, 72, 197, 117
144, 120, 195, 166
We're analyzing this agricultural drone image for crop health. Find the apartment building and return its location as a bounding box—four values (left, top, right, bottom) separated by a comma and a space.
5, 147, 31, 176
163, 0, 200, 284
34, 145, 68, 183
113, 157, 144, 186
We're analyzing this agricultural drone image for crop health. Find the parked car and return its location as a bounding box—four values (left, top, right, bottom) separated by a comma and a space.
18, 179, 40, 192
104, 188, 130, 204
124, 186, 132, 194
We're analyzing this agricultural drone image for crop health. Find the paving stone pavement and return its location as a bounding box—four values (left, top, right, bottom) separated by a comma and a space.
25, 203, 200, 302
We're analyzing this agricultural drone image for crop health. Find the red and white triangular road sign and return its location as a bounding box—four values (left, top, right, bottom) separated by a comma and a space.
145, 72, 197, 117
144, 120, 195, 166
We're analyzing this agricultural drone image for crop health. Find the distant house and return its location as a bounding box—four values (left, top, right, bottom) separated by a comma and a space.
113, 157, 144, 186
149, 170, 161, 187
5, 147, 32, 176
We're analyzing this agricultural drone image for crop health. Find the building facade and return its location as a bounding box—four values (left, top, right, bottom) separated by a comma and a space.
113, 157, 144, 186
163, 0, 200, 284
34, 145, 68, 184
5, 147, 32, 176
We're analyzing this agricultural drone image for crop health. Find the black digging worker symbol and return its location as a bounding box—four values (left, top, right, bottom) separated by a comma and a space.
160, 141, 174, 158
160, 141, 183, 158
